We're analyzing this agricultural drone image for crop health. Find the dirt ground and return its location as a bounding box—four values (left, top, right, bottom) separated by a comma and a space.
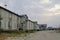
1, 30, 60, 40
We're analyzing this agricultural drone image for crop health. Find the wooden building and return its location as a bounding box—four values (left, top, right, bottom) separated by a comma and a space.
39, 24, 47, 30
26, 20, 34, 31
0, 6, 41, 31
0, 6, 21, 31
33, 22, 39, 31
19, 15, 28, 31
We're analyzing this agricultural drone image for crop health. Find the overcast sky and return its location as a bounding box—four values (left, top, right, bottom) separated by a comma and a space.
0, 0, 60, 27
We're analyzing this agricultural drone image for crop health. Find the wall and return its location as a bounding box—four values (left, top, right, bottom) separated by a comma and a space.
36, 24, 39, 30
0, 8, 21, 31
39, 24, 47, 30
26, 20, 34, 30
0, 8, 9, 30
20, 15, 28, 31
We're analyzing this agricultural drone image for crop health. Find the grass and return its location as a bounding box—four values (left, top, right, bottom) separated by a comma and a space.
0, 30, 37, 40
0, 30, 26, 40
0, 30, 25, 38
55, 30, 60, 33
0, 33, 10, 40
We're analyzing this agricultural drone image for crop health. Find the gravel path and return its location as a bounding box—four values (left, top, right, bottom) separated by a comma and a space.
5, 30, 60, 40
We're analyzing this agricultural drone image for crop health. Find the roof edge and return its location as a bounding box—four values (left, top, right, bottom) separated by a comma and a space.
0, 6, 21, 17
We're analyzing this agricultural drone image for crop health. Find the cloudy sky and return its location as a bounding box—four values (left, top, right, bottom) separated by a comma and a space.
0, 0, 60, 27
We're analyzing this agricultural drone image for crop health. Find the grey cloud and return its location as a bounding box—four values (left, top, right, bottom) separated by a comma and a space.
0, 0, 60, 27
50, 0, 60, 4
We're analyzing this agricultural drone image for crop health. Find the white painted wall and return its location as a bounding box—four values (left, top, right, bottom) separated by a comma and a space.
0, 8, 20, 31
0, 8, 9, 30
27, 21, 34, 30
36, 24, 39, 30
18, 17, 21, 29
11, 14, 18, 30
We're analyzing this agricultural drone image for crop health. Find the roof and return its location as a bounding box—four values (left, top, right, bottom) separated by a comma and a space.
0, 6, 21, 17
20, 14, 28, 17
26, 19, 37, 23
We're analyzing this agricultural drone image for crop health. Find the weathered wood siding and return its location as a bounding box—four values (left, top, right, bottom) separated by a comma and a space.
20, 17, 24, 29
0, 8, 9, 30
20, 15, 28, 31
32, 22, 39, 30
35, 24, 39, 30
0, 7, 40, 31
0, 8, 21, 31
11, 14, 17, 30
26, 20, 34, 30
17, 17, 21, 29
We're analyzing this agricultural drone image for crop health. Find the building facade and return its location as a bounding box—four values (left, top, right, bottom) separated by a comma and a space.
19, 15, 28, 31
39, 24, 47, 30
0, 6, 46, 31
33, 22, 39, 30
25, 20, 34, 31
0, 6, 21, 31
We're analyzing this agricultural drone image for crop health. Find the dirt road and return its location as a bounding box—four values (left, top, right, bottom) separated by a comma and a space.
5, 30, 60, 40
